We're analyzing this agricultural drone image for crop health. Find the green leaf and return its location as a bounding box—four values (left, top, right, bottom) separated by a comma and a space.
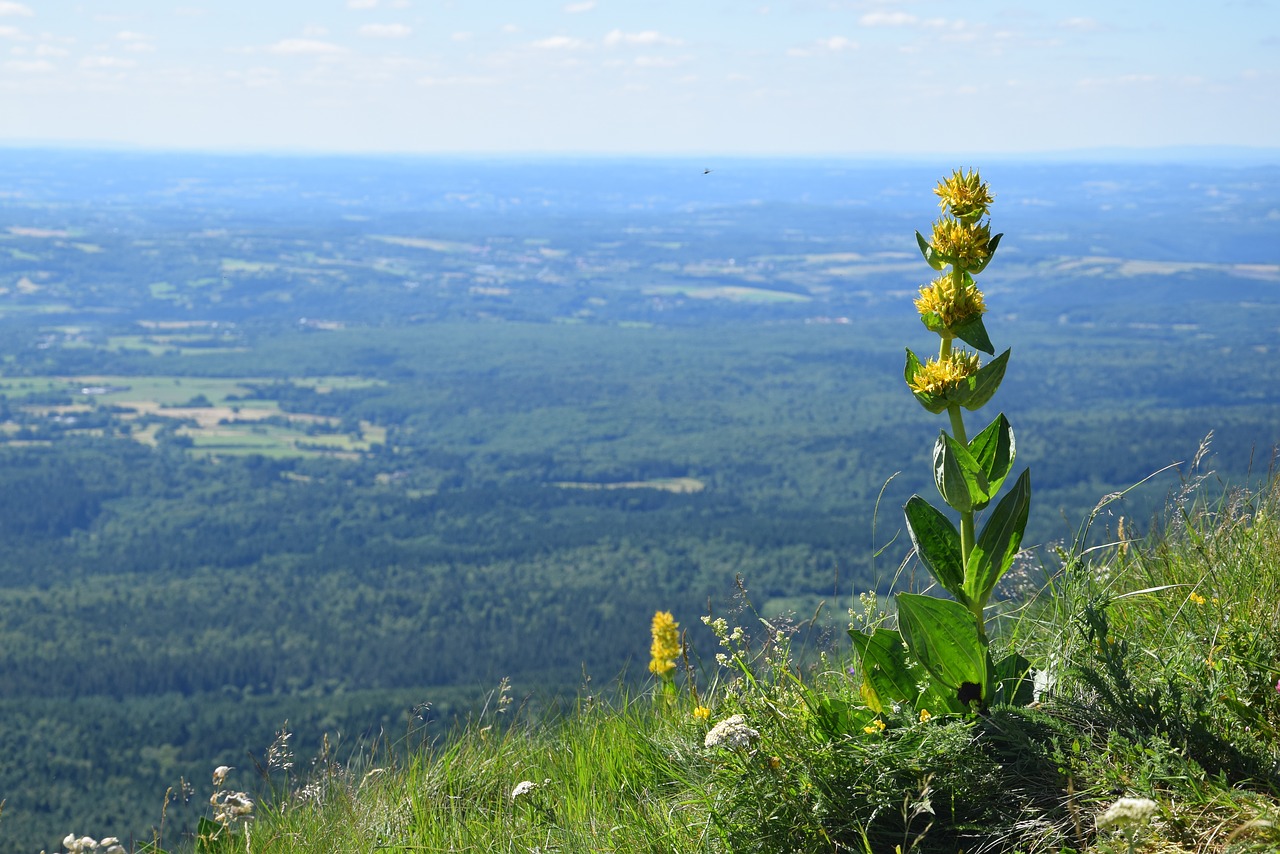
896, 593, 989, 710
849, 628, 919, 712
952, 313, 994, 355
904, 348, 949, 414
967, 413, 1015, 506
961, 348, 1009, 411
933, 431, 990, 514
968, 232, 1003, 274
964, 468, 1031, 608
806, 692, 877, 738
904, 496, 967, 603
915, 230, 947, 271
992, 652, 1034, 707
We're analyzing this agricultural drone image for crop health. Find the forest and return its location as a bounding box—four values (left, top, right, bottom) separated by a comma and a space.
0, 151, 1278, 850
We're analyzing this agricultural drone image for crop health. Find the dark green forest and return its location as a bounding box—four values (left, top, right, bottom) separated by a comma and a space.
1, 152, 1278, 850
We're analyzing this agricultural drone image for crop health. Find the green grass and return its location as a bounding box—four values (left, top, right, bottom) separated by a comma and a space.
44, 473, 1280, 854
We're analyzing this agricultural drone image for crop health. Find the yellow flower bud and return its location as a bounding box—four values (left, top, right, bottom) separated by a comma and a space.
906, 350, 982, 397
934, 168, 994, 223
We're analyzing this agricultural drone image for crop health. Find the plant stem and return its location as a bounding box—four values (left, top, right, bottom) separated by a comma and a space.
938, 334, 975, 574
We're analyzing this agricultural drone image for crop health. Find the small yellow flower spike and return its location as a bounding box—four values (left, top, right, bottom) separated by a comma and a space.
693, 705, 712, 720
919, 708, 931, 723
934, 168, 994, 223
862, 718, 887, 734
915, 273, 987, 329
907, 350, 982, 396
649, 611, 680, 679
931, 218, 994, 271
1189, 591, 1207, 606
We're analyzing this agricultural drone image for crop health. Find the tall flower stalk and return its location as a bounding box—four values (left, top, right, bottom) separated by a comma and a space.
852, 169, 1032, 715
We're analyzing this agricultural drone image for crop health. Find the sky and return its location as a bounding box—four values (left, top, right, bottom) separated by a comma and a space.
1, 0, 1277, 156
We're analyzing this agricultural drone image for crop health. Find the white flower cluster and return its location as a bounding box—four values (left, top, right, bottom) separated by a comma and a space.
704, 714, 759, 751
1096, 797, 1158, 830
511, 777, 551, 801
51, 835, 124, 854
211, 790, 256, 825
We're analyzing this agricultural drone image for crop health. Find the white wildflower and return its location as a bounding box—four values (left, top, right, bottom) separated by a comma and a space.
212, 765, 233, 786
211, 790, 255, 825
1097, 796, 1158, 830
511, 780, 539, 800
704, 714, 759, 751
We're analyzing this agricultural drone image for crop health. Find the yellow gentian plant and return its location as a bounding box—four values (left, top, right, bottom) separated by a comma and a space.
852, 169, 1032, 715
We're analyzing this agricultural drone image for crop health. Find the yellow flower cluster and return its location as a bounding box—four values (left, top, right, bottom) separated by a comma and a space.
930, 218, 993, 271
915, 273, 987, 329
649, 610, 680, 679
934, 168, 994, 222
693, 704, 711, 720
907, 350, 982, 396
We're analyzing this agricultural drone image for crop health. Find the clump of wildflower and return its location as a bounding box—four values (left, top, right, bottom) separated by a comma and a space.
930, 218, 994, 271
1097, 797, 1158, 852
1189, 591, 1207, 606
919, 709, 932, 723
649, 611, 680, 679
863, 718, 887, 734
907, 350, 982, 396
704, 714, 759, 751
934, 168, 994, 223
511, 780, 540, 800
693, 704, 712, 720
210, 790, 255, 826
915, 273, 987, 330
57, 835, 124, 854
212, 765, 233, 786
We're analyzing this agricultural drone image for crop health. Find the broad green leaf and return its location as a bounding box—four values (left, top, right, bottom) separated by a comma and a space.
968, 232, 1003, 274
967, 413, 1015, 506
805, 692, 876, 738
904, 496, 967, 603
961, 348, 1010, 411
920, 311, 947, 335
849, 628, 918, 712
933, 431, 990, 514
917, 678, 966, 716
992, 652, 1034, 707
915, 230, 947, 271
952, 313, 995, 355
964, 468, 1031, 608
896, 593, 989, 710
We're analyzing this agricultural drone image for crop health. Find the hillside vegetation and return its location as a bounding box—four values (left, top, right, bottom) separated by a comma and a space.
69, 466, 1280, 853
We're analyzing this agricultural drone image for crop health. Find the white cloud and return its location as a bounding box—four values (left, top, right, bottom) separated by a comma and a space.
32, 43, 67, 56
788, 35, 857, 57
564, 0, 595, 11
302, 24, 329, 37
347, 0, 378, 8
859, 11, 917, 27
0, 24, 26, 38
451, 31, 472, 42
5, 57, 51, 71
417, 74, 495, 87
81, 55, 137, 68
603, 29, 681, 47
1059, 17, 1102, 32
634, 55, 685, 68
0, 2, 33, 16
359, 23, 411, 38
267, 38, 348, 55
123, 41, 156, 52
532, 35, 586, 50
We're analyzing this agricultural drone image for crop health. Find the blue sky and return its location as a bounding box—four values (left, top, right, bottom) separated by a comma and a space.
1, 0, 1277, 155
